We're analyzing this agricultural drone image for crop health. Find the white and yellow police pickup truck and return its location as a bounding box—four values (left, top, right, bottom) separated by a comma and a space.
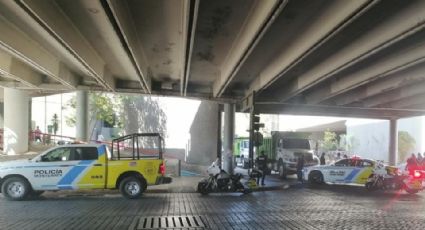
0, 133, 171, 200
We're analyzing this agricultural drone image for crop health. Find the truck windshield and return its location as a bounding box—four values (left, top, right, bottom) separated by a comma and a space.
281, 139, 310, 149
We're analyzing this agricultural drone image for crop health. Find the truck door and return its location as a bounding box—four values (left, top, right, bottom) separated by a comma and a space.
71, 146, 106, 189
32, 146, 79, 190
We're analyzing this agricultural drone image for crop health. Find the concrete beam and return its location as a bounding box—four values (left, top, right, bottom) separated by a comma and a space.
306, 36, 425, 104
377, 92, 425, 110
247, 0, 374, 95
17, 0, 114, 91
275, 1, 425, 102
254, 102, 425, 119
0, 81, 71, 91
0, 14, 77, 89
105, 0, 152, 93
0, 50, 42, 88
362, 82, 425, 108
213, 0, 283, 97
182, 0, 198, 96
331, 66, 425, 106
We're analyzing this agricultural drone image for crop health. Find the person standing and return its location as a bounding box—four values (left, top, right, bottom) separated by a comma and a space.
320, 152, 326, 165
417, 152, 423, 165
417, 152, 424, 169
336, 152, 341, 160
406, 153, 418, 174
296, 155, 305, 183
34, 126, 42, 143
256, 151, 268, 186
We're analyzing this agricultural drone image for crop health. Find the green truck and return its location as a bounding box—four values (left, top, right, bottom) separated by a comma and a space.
234, 132, 319, 178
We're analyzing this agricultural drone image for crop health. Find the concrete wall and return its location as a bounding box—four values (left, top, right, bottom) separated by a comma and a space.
346, 116, 425, 163
186, 101, 219, 166
347, 120, 390, 162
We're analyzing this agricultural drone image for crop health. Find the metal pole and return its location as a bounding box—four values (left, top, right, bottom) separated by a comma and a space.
249, 108, 255, 169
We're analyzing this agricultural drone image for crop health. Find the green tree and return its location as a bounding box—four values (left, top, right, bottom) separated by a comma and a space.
65, 93, 167, 142
321, 130, 338, 151
51, 113, 59, 135
398, 131, 416, 163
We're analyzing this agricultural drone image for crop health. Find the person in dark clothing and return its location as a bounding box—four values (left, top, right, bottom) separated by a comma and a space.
256, 151, 268, 185
406, 153, 418, 174
320, 152, 326, 165
296, 155, 305, 183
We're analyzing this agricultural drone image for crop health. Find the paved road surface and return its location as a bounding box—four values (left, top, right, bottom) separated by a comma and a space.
1, 183, 424, 229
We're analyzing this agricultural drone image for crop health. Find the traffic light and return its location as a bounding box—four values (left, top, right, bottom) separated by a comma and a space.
253, 114, 264, 131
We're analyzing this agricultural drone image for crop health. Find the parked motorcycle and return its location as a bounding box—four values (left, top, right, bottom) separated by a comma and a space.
197, 159, 251, 195
365, 162, 424, 194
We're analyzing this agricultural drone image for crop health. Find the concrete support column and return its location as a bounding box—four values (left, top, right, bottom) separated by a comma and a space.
3, 88, 29, 155
76, 91, 88, 141
223, 103, 235, 174
389, 119, 398, 165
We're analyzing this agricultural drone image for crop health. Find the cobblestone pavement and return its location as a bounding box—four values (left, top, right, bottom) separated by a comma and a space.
1, 184, 425, 230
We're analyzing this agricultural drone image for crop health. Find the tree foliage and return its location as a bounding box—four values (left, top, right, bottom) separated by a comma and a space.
321, 130, 338, 151
398, 131, 416, 163
65, 92, 167, 143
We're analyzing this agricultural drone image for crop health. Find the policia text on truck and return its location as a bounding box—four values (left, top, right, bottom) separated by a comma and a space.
0, 133, 171, 200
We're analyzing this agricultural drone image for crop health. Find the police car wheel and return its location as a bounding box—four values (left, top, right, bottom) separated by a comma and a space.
308, 171, 323, 185
119, 176, 145, 199
1, 177, 31, 201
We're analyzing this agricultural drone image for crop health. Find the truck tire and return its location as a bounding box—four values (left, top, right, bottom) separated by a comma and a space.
1, 177, 31, 201
119, 176, 146, 199
278, 159, 287, 179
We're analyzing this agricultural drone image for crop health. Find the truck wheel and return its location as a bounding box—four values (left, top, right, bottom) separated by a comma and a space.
119, 176, 146, 199
278, 160, 287, 179
1, 177, 31, 201
308, 171, 324, 185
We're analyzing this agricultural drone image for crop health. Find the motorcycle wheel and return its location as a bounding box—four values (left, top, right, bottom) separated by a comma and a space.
197, 182, 210, 195
405, 188, 419, 194
243, 188, 252, 194
365, 182, 378, 191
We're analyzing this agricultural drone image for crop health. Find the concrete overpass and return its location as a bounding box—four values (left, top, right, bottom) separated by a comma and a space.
1, 0, 425, 164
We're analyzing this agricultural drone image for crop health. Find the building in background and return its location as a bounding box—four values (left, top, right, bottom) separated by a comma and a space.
346, 117, 425, 163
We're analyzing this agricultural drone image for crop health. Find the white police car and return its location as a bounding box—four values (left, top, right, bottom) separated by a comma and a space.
303, 157, 377, 185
